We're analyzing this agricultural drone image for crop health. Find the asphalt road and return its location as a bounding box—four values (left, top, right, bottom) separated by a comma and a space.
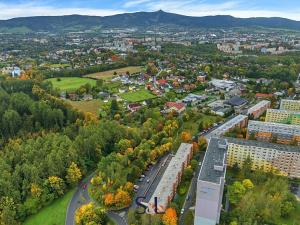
65, 174, 94, 225
131, 154, 173, 209
178, 151, 205, 225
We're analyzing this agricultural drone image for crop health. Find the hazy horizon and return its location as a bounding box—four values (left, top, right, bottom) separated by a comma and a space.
0, 0, 300, 21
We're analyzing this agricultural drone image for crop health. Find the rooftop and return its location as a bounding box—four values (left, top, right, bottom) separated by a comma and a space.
148, 143, 192, 208
248, 120, 300, 136
247, 100, 270, 114
209, 114, 248, 137
198, 138, 227, 184
225, 96, 248, 107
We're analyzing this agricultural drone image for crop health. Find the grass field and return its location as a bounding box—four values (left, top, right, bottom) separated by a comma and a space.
120, 90, 157, 102
24, 189, 75, 225
84, 66, 143, 80
46, 77, 97, 91
68, 99, 101, 115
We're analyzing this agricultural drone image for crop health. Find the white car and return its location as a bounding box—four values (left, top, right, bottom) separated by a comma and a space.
181, 208, 184, 214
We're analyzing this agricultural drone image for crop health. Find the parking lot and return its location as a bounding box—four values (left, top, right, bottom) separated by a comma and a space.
131, 154, 173, 209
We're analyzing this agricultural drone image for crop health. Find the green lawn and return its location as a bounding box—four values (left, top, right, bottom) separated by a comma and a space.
120, 90, 157, 102
24, 189, 75, 225
183, 113, 223, 135
46, 77, 97, 91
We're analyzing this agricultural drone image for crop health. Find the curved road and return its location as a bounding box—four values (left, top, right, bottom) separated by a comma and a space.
65, 174, 127, 225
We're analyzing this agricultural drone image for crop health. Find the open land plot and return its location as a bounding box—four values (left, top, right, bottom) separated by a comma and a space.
84, 66, 144, 80
46, 77, 97, 91
120, 90, 157, 102
24, 189, 75, 225
68, 99, 101, 115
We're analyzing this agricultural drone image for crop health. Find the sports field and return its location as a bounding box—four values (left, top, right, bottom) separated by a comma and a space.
84, 66, 143, 80
46, 77, 97, 91
120, 90, 157, 102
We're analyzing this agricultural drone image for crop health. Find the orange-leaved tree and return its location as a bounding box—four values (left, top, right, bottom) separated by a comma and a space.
162, 208, 178, 225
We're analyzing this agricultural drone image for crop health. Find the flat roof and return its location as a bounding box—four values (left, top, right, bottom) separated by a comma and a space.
198, 138, 226, 184
148, 143, 192, 207
248, 120, 300, 136
227, 137, 300, 153
209, 115, 248, 137
247, 100, 270, 114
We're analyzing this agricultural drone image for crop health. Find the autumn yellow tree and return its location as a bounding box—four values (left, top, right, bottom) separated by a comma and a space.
162, 208, 177, 225
47, 176, 65, 196
30, 183, 42, 198
75, 202, 107, 225
242, 179, 254, 189
114, 189, 132, 208
198, 137, 207, 151
103, 193, 115, 207
181, 131, 192, 142
66, 162, 82, 185
124, 182, 134, 192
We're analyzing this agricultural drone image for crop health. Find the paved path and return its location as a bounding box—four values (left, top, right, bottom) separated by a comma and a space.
65, 173, 128, 225
65, 174, 94, 225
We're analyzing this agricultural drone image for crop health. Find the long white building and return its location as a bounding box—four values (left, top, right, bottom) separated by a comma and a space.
147, 143, 193, 214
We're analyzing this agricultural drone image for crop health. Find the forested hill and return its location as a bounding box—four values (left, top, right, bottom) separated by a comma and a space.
0, 10, 300, 33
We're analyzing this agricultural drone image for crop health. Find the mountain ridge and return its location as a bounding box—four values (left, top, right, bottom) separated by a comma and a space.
0, 10, 299, 33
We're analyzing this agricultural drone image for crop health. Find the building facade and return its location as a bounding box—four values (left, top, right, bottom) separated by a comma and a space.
280, 99, 300, 112
265, 109, 300, 125
247, 120, 300, 145
247, 100, 271, 119
227, 138, 300, 178
147, 143, 193, 214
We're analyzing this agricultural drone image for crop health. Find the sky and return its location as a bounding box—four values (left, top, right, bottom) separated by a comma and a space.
0, 0, 300, 20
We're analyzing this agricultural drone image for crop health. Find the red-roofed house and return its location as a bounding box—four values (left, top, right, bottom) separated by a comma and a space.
255, 93, 274, 99
156, 79, 168, 86
165, 102, 186, 114
128, 103, 142, 112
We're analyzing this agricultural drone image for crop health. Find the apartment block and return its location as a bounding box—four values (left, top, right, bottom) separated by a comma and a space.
208, 115, 248, 139
194, 138, 227, 225
247, 120, 300, 145
195, 137, 300, 225
147, 143, 193, 214
280, 99, 300, 112
227, 138, 300, 178
247, 100, 271, 119
265, 109, 300, 125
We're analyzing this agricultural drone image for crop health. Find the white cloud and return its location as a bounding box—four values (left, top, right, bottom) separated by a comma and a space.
123, 0, 152, 8
0, 3, 124, 19
124, 0, 300, 21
